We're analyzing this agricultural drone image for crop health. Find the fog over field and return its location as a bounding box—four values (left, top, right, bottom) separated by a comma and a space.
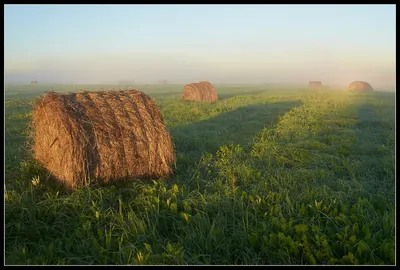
4, 4, 396, 91
4, 4, 396, 266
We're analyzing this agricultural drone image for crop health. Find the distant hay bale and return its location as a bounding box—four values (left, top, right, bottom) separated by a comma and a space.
31, 89, 176, 189
309, 81, 322, 89
348, 81, 374, 92
181, 81, 218, 102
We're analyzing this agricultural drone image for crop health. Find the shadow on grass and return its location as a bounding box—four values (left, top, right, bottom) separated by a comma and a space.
343, 96, 395, 195
354, 101, 394, 142
373, 91, 396, 98
170, 100, 302, 172
349, 100, 394, 170
218, 89, 268, 100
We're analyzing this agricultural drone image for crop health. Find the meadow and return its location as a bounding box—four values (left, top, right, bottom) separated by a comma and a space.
4, 84, 396, 265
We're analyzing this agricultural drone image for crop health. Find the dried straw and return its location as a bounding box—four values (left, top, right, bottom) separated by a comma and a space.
181, 81, 218, 102
348, 81, 374, 92
31, 89, 176, 189
309, 81, 322, 89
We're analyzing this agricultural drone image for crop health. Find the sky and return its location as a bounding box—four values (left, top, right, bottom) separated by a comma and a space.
4, 4, 396, 89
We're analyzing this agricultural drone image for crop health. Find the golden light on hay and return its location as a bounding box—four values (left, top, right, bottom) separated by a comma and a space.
348, 81, 374, 92
31, 89, 176, 189
181, 81, 218, 102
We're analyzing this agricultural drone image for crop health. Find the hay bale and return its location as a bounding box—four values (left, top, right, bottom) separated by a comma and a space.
348, 81, 374, 92
31, 89, 176, 189
181, 81, 218, 102
309, 81, 322, 89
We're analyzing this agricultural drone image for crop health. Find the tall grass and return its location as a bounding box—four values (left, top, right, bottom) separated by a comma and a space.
4, 86, 395, 265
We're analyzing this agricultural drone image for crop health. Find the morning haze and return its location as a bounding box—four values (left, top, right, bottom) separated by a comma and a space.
4, 4, 396, 90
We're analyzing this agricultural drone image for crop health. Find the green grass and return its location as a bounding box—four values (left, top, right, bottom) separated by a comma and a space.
4, 85, 395, 265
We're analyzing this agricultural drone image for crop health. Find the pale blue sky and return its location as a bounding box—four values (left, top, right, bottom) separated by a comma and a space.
4, 4, 396, 89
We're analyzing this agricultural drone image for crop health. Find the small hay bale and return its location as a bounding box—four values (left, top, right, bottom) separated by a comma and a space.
348, 81, 374, 92
31, 89, 176, 189
181, 81, 218, 102
309, 81, 322, 89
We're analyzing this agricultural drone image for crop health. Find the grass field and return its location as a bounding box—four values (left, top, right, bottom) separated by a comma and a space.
4, 84, 396, 265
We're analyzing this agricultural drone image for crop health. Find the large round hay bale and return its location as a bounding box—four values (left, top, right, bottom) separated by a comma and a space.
309, 81, 322, 89
181, 81, 218, 102
348, 81, 374, 92
31, 89, 176, 189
